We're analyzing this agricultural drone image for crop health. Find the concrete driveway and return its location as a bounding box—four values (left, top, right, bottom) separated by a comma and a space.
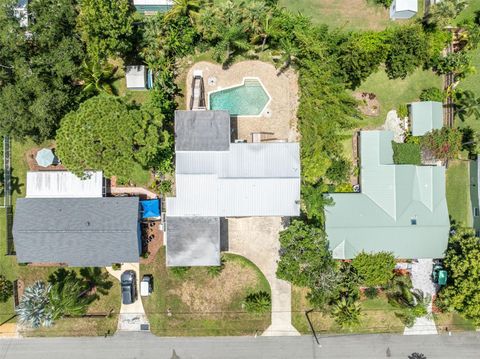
106, 263, 150, 332
227, 217, 300, 336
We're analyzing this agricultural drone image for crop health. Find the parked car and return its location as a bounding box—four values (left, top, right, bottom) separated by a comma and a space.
121, 270, 136, 304
140, 275, 153, 297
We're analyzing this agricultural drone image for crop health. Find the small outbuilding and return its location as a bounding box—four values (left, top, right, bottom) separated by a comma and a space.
409, 101, 443, 136
390, 0, 417, 20
125, 65, 153, 90
133, 0, 173, 13
14, 0, 28, 27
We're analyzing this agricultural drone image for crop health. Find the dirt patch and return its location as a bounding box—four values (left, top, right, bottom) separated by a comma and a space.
169, 261, 257, 312
354, 92, 380, 117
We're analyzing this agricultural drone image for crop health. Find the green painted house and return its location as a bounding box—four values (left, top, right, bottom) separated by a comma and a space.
409, 101, 443, 136
325, 131, 450, 259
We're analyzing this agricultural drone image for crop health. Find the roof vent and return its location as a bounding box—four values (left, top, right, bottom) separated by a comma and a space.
411, 217, 417, 225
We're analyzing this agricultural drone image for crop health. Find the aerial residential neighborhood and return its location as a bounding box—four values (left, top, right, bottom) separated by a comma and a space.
1, 0, 480, 358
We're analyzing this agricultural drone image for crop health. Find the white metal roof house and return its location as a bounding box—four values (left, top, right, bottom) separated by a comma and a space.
133, 0, 173, 14
26, 171, 104, 198
14, 0, 28, 27
165, 110, 301, 266
390, 0, 417, 20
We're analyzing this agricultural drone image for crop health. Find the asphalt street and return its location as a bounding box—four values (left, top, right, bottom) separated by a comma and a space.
1, 332, 480, 359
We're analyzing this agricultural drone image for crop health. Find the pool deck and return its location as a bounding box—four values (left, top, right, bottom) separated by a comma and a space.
186, 61, 299, 142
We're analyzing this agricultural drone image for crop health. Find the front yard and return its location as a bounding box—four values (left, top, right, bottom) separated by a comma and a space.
141, 250, 271, 336
292, 286, 406, 334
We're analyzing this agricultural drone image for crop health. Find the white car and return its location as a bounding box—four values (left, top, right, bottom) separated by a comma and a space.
140, 275, 153, 296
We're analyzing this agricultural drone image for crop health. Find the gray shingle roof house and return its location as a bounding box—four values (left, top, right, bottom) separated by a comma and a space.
13, 197, 141, 266
409, 101, 443, 136
325, 131, 450, 259
166, 110, 301, 266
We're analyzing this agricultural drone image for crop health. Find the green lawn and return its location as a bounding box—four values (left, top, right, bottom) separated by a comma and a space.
292, 286, 406, 334
455, 0, 480, 25
434, 312, 477, 332
141, 250, 271, 336
278, 0, 423, 31
446, 159, 472, 227
356, 68, 443, 128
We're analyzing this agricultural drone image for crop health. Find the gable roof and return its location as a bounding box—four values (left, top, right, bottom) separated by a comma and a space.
175, 110, 231, 151
410, 101, 443, 136
26, 171, 103, 198
13, 197, 140, 266
166, 216, 220, 266
325, 131, 449, 259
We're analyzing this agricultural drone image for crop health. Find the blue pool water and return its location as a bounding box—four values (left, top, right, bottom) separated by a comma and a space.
209, 79, 269, 116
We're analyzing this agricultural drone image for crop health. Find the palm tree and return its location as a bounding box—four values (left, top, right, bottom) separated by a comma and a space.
16, 281, 53, 328
213, 25, 251, 65
80, 59, 120, 96
48, 280, 90, 319
331, 298, 362, 329
275, 38, 300, 73
165, 0, 201, 24
455, 90, 480, 121
79, 267, 113, 296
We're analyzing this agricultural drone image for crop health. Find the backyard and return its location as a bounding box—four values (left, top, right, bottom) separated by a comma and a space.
278, 0, 424, 31
141, 250, 271, 336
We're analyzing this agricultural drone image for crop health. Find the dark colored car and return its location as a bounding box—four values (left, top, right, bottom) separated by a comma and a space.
121, 270, 136, 305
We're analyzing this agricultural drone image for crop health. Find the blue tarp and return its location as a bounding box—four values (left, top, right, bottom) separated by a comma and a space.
141, 199, 161, 219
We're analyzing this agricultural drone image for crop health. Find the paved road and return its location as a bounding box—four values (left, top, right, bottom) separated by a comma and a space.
1, 332, 480, 358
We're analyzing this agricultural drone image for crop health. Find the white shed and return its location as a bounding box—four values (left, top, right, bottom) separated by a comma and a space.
26, 171, 104, 198
14, 0, 28, 27
390, 0, 417, 20
125, 65, 147, 90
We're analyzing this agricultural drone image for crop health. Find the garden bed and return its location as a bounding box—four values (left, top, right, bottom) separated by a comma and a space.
140, 250, 271, 336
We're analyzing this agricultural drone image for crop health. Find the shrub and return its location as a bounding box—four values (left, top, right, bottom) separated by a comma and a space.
352, 251, 396, 287
364, 287, 378, 299
207, 256, 225, 277
170, 266, 190, 278
331, 297, 362, 329
111, 263, 121, 271
420, 127, 462, 161
420, 87, 444, 102
392, 142, 421, 165
142, 251, 150, 259
397, 104, 409, 118
0, 276, 13, 303
373, 0, 393, 7
243, 291, 271, 314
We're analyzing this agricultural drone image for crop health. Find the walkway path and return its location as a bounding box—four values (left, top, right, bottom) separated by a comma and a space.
227, 217, 300, 337
106, 263, 150, 332
404, 259, 438, 335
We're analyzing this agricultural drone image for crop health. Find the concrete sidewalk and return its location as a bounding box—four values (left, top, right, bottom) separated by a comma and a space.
227, 217, 300, 336
404, 259, 438, 335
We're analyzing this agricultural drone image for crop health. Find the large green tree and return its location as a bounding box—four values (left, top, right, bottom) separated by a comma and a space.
55, 95, 169, 179
77, 0, 134, 60
0, 0, 84, 141
437, 227, 480, 324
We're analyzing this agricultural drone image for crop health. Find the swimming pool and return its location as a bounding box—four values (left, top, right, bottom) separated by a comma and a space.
209, 78, 270, 116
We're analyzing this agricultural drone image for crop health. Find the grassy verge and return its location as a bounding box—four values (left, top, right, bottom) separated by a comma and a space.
434, 312, 477, 332
141, 249, 271, 336
292, 286, 406, 334
446, 159, 472, 227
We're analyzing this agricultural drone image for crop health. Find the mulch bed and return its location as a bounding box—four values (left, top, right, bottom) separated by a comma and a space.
353, 92, 380, 117
25, 147, 65, 171
140, 223, 164, 264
